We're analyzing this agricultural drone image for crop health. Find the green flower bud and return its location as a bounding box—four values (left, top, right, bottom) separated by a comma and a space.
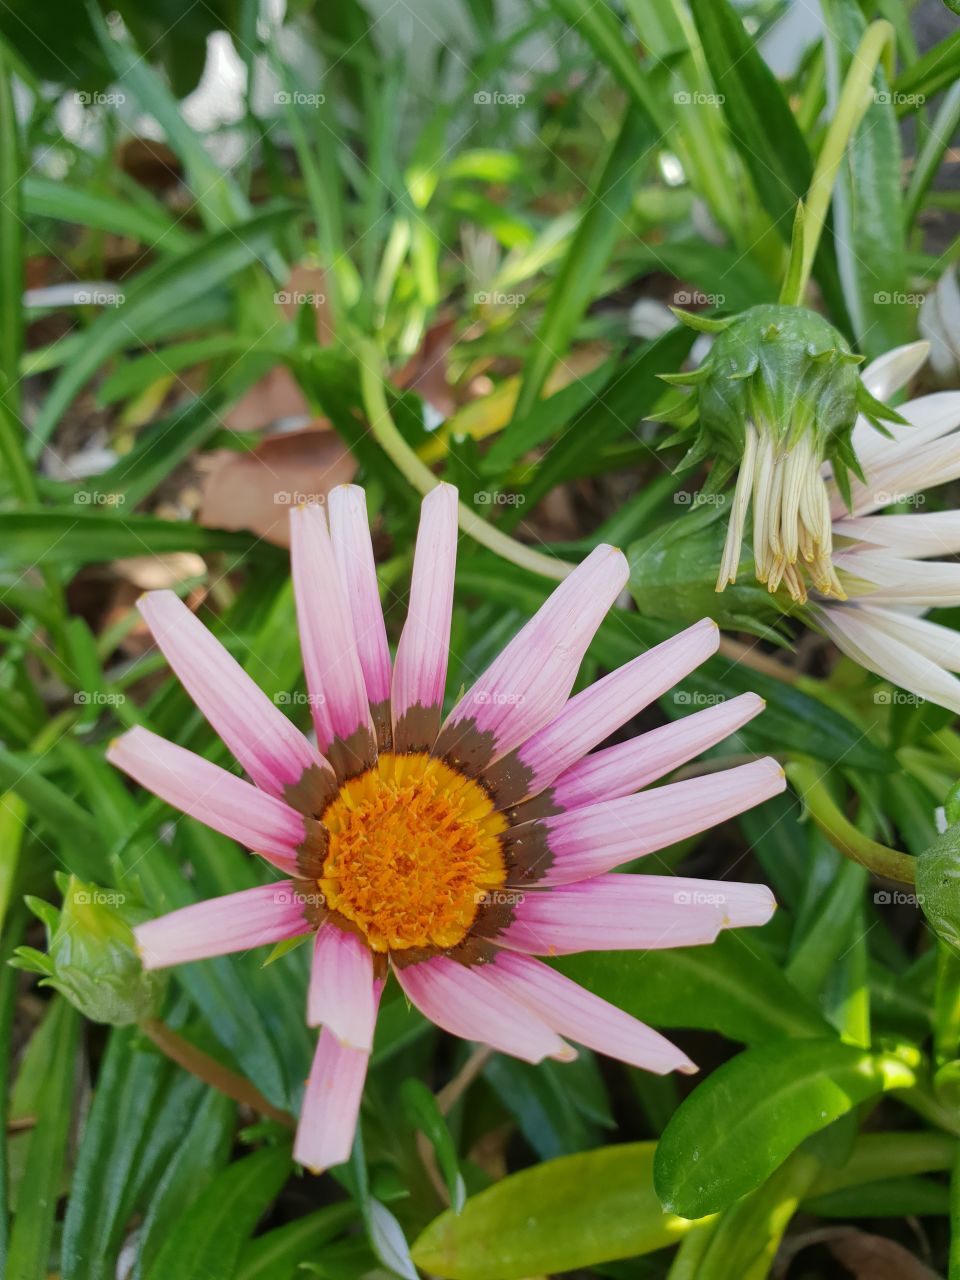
660, 303, 903, 604
12, 874, 166, 1025
916, 826, 960, 953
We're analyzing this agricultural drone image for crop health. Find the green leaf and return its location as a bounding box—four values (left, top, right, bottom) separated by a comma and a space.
893, 29, 960, 109
400, 1079, 466, 1211
0, 510, 256, 569
654, 1039, 916, 1217
557, 929, 830, 1047
143, 1146, 291, 1280
22, 178, 194, 252
4, 999, 80, 1280
411, 1143, 699, 1279
510, 104, 654, 422
31, 205, 298, 451
819, 0, 909, 358
235, 1205, 357, 1280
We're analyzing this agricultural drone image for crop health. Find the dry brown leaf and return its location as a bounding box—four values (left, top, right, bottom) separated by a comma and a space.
198, 424, 355, 547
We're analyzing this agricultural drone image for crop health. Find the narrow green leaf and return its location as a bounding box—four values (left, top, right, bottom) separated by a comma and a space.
411, 1143, 699, 1280
31, 206, 298, 451
235, 1205, 357, 1280
4, 999, 80, 1280
143, 1146, 291, 1280
511, 104, 654, 422
654, 1039, 916, 1217
22, 177, 194, 251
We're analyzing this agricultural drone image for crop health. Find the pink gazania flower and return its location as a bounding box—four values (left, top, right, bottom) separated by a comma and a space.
108, 484, 785, 1172
817, 341, 960, 712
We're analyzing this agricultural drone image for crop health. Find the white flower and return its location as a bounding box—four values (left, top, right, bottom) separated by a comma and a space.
813, 341, 960, 712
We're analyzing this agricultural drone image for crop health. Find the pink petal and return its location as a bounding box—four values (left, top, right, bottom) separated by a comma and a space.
328, 485, 392, 712
138, 590, 331, 799
437, 545, 628, 767
307, 924, 377, 1049
134, 881, 310, 969
489, 952, 695, 1074
290, 503, 374, 756
513, 619, 719, 797
108, 727, 305, 872
294, 1018, 377, 1173
395, 955, 575, 1063
511, 757, 785, 885
551, 692, 765, 811
391, 484, 459, 751
498, 874, 776, 954
834, 512, 960, 559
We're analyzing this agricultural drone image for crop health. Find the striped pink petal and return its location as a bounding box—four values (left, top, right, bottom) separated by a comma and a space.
134, 881, 310, 969
108, 727, 305, 872
551, 692, 765, 812
307, 924, 377, 1049
294, 1019, 377, 1173
290, 502, 374, 755
328, 485, 392, 713
509, 757, 785, 886
511, 619, 719, 798
437, 545, 628, 767
816, 603, 960, 714
391, 484, 459, 751
395, 955, 575, 1063
489, 952, 695, 1074
498, 874, 776, 955
834, 512, 960, 559
138, 590, 330, 799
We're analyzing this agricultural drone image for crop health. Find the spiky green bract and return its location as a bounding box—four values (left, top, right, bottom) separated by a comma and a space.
11, 872, 167, 1025
664, 304, 904, 500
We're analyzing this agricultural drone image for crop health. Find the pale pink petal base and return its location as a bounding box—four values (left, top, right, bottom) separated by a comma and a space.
490, 952, 696, 1074
499, 873, 776, 955
395, 955, 575, 1063
135, 881, 310, 969
329, 485, 392, 709
108, 727, 305, 871
307, 924, 377, 1049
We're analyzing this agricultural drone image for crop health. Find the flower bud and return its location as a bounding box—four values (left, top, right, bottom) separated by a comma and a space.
661, 304, 903, 604
12, 874, 167, 1025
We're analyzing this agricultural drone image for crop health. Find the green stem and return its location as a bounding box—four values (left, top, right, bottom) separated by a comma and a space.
786, 758, 916, 883
356, 336, 569, 582
140, 1017, 294, 1129
784, 20, 896, 306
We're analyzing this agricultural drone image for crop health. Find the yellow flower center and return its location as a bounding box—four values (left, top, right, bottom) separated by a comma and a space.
319, 752, 508, 953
